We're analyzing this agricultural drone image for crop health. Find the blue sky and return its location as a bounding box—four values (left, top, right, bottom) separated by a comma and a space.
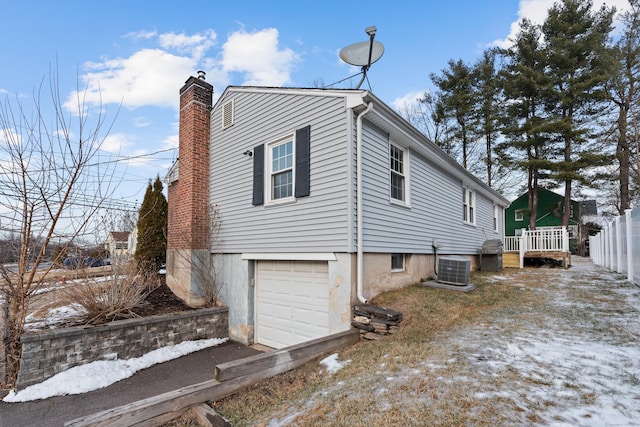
0, 0, 631, 216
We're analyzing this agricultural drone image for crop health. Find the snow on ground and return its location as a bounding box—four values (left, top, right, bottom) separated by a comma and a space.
23, 304, 86, 331
266, 258, 640, 426
4, 258, 639, 425
3, 338, 228, 403
319, 353, 351, 374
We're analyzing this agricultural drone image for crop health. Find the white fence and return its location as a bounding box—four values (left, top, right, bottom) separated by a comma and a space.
504, 226, 570, 268
590, 208, 639, 285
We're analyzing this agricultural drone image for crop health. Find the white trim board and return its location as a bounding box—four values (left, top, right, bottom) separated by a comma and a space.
241, 253, 337, 261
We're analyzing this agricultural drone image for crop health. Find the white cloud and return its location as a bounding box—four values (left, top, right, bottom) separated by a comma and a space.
493, 0, 632, 48
391, 90, 426, 112
67, 48, 198, 110
100, 133, 129, 154
67, 28, 299, 112
124, 30, 158, 41
162, 133, 178, 150
219, 28, 299, 86
158, 30, 217, 60
0, 127, 22, 146
133, 116, 151, 128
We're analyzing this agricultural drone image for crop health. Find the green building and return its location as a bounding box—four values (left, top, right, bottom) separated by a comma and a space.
505, 188, 581, 253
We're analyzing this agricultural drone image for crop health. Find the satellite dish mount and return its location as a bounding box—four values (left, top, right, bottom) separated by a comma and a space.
339, 26, 384, 89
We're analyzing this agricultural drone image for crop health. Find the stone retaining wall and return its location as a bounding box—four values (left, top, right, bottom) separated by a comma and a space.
16, 307, 228, 390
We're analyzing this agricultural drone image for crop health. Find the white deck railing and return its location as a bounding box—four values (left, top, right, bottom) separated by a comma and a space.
505, 227, 569, 252
504, 227, 570, 268
503, 236, 520, 252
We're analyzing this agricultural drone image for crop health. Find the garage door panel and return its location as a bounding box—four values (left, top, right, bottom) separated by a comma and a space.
256, 260, 329, 349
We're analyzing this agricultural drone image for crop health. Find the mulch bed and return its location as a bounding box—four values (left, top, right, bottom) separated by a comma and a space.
132, 279, 196, 317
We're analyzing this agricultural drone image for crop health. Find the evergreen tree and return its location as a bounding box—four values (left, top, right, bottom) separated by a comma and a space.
542, 0, 615, 226
498, 18, 553, 230
430, 59, 477, 169
472, 48, 502, 187
135, 176, 168, 272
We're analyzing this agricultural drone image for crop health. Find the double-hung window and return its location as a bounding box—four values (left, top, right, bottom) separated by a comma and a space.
252, 125, 310, 206
269, 137, 294, 201
463, 187, 476, 225
390, 144, 408, 204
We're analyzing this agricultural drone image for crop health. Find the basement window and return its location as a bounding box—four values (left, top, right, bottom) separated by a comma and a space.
391, 253, 405, 272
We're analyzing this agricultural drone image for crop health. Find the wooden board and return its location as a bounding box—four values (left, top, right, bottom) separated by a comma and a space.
65, 329, 360, 427
215, 329, 359, 382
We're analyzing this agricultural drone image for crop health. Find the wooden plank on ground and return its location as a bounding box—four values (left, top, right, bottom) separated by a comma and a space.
215, 329, 359, 382
65, 329, 360, 427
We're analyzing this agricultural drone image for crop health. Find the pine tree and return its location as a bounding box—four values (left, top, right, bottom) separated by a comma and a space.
498, 18, 553, 229
472, 48, 502, 187
135, 176, 168, 272
542, 0, 615, 226
430, 59, 476, 169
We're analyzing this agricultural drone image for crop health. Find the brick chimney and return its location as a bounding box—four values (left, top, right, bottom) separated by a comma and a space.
166, 72, 213, 305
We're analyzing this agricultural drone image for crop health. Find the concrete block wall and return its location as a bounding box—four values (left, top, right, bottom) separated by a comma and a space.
16, 307, 228, 390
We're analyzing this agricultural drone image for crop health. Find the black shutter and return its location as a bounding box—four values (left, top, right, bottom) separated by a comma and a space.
252, 144, 264, 206
295, 125, 310, 198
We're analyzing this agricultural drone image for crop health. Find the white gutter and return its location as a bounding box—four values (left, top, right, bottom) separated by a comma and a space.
356, 101, 373, 303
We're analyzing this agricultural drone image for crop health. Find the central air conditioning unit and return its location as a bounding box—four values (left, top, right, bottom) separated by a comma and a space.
437, 256, 471, 286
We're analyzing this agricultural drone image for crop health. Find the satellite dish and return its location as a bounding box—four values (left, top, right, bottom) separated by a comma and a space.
338, 26, 384, 89
339, 40, 384, 67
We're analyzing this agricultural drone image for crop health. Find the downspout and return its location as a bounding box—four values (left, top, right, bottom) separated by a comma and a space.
356, 101, 373, 303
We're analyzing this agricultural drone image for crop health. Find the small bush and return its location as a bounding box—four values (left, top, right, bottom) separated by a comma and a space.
62, 264, 160, 325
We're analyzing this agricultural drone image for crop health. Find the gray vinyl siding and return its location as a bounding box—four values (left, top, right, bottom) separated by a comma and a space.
359, 120, 500, 255
210, 90, 350, 253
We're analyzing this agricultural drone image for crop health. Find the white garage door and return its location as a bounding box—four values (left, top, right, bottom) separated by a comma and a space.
256, 260, 329, 349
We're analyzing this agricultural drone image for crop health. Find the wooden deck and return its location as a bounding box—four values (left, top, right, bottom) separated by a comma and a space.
503, 227, 571, 269
504, 251, 571, 268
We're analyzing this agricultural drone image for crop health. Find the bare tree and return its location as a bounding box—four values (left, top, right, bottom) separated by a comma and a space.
0, 71, 120, 388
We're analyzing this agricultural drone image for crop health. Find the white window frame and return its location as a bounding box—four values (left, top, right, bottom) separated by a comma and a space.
515, 209, 524, 221
463, 186, 476, 225
391, 253, 405, 272
493, 204, 500, 233
389, 143, 410, 206
265, 134, 295, 205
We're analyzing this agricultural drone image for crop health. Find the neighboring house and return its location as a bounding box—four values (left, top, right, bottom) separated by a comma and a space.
128, 227, 138, 256
166, 75, 510, 349
105, 231, 131, 262
505, 188, 583, 252
579, 199, 598, 224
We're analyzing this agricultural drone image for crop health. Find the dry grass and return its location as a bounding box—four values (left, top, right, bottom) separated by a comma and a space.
166, 261, 640, 426
203, 271, 533, 427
